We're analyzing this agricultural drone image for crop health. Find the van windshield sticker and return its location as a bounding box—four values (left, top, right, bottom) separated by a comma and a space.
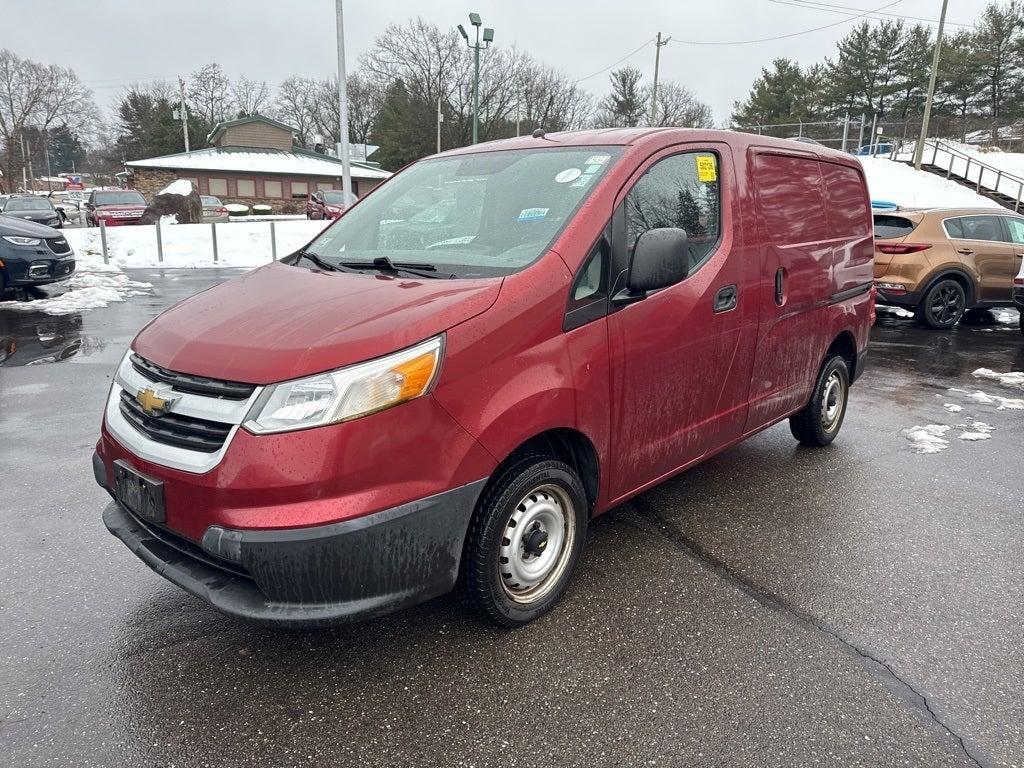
518, 207, 549, 222
555, 168, 582, 184
696, 155, 718, 183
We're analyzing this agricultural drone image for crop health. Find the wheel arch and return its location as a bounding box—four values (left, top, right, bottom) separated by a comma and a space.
920, 267, 977, 307
824, 330, 857, 381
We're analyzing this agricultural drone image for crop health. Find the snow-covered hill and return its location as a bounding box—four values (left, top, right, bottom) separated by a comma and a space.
857, 156, 1002, 210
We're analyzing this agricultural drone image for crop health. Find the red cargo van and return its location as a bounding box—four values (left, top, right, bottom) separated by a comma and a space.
94, 128, 874, 627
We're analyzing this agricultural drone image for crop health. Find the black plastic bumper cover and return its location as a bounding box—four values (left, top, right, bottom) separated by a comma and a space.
103, 478, 488, 627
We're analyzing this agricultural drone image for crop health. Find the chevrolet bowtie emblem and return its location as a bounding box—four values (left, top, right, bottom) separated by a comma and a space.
136, 386, 177, 417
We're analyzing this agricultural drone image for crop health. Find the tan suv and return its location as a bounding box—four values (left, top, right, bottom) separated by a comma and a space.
874, 208, 1024, 328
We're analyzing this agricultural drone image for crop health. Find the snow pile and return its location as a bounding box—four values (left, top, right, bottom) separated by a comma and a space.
904, 424, 951, 454
943, 403, 964, 413
972, 367, 1024, 391
159, 179, 195, 196
958, 420, 994, 441
62, 220, 329, 269
2, 270, 151, 315
955, 389, 1024, 410
858, 156, 1001, 209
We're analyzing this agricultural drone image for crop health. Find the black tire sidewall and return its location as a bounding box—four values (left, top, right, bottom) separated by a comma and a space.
920, 279, 966, 329
467, 458, 588, 627
795, 355, 850, 446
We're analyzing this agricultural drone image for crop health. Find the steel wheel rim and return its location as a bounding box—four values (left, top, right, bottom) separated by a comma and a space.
820, 370, 845, 431
498, 483, 576, 604
930, 285, 963, 324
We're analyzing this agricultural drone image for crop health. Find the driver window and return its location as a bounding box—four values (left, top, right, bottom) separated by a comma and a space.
624, 151, 721, 274
1004, 216, 1024, 244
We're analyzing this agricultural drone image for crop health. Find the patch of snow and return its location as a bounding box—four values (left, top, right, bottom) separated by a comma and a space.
903, 424, 951, 454
2, 271, 151, 315
960, 389, 1024, 410
126, 147, 391, 179
62, 220, 329, 269
159, 179, 195, 196
858, 156, 1001, 209
972, 368, 1024, 390
943, 403, 963, 413
876, 304, 915, 318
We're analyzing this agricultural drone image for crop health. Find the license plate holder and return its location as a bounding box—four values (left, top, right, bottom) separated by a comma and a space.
113, 460, 165, 524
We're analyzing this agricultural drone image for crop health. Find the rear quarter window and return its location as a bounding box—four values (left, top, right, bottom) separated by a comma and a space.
822, 162, 870, 239
752, 153, 828, 244
873, 215, 917, 239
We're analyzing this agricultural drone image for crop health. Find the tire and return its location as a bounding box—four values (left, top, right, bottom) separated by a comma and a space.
916, 278, 967, 329
1019, 311, 1024, 337
789, 355, 850, 447
461, 454, 588, 627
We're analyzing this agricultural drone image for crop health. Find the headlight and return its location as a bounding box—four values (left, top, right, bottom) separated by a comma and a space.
244, 335, 443, 434
2, 236, 41, 246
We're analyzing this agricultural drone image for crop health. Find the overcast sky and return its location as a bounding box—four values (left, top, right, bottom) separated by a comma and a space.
7, 0, 990, 124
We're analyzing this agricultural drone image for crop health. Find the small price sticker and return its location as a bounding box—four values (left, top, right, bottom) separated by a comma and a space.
696, 155, 717, 182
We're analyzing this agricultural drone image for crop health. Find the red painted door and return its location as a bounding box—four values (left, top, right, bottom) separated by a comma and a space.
607, 145, 758, 501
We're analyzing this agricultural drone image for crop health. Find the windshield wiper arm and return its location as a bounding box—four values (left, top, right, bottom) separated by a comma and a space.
340, 256, 445, 279
295, 249, 339, 272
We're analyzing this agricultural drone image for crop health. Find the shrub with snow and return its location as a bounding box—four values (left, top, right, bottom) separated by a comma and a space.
252, 204, 273, 215
225, 203, 250, 216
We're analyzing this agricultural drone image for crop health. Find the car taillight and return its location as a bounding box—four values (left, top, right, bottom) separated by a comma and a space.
216, 207, 228, 214
876, 243, 932, 254
1014, 276, 1024, 286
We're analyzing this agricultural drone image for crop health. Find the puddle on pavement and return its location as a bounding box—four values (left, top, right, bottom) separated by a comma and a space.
0, 305, 105, 367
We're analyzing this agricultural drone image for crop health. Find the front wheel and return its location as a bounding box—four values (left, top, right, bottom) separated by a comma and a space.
917, 278, 966, 329
461, 454, 588, 627
789, 355, 850, 447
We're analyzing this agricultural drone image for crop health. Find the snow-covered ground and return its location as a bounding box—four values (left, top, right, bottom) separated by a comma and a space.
858, 156, 1001, 209
63, 220, 329, 269
896, 140, 1024, 202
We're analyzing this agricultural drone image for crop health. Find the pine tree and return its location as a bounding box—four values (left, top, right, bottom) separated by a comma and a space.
730, 59, 816, 129
972, 0, 1024, 140
594, 67, 646, 127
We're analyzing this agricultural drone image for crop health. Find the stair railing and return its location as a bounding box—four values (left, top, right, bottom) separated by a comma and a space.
903, 139, 1024, 212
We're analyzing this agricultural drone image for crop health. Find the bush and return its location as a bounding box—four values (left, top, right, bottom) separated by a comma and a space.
252, 204, 273, 215
225, 203, 249, 216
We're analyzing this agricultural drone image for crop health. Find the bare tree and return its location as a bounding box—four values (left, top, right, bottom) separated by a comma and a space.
0, 49, 95, 192
187, 63, 231, 128
274, 75, 316, 146
649, 81, 714, 128
231, 75, 271, 118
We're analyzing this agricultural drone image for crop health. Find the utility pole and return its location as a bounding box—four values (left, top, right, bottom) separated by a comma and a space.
913, 0, 950, 170
459, 13, 494, 144
19, 132, 27, 192
178, 76, 190, 152
649, 32, 671, 126
43, 129, 53, 193
437, 97, 443, 153
335, 0, 353, 204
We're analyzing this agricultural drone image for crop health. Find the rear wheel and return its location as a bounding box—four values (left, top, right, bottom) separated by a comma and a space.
462, 454, 588, 627
916, 278, 967, 329
1019, 311, 1024, 337
789, 355, 849, 447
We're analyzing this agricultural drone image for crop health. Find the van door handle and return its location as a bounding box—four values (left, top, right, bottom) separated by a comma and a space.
714, 284, 737, 313
774, 268, 785, 305
957, 247, 975, 255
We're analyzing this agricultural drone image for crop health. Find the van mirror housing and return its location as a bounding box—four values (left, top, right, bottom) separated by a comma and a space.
624, 228, 690, 296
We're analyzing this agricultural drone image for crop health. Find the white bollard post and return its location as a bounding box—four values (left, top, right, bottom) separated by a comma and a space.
211, 222, 219, 263
270, 221, 277, 261
155, 218, 164, 263
99, 220, 109, 265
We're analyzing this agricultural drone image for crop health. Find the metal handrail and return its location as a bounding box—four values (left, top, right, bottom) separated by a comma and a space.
893, 139, 1024, 212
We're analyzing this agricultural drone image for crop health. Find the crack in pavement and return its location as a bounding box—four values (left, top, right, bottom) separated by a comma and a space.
624, 495, 988, 768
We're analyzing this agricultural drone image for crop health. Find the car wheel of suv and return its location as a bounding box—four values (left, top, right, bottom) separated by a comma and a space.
789, 355, 849, 447
1019, 311, 1024, 337
462, 453, 588, 627
917, 278, 966, 329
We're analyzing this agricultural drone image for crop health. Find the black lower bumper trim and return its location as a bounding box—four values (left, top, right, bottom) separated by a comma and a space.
103, 478, 488, 627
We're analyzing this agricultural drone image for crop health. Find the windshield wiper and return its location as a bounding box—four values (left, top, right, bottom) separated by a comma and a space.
341, 256, 447, 279
294, 249, 339, 272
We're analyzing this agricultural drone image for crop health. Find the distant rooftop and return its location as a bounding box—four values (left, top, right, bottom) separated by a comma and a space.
125, 146, 391, 180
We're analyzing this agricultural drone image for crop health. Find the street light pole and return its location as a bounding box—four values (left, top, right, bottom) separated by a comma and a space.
458, 13, 493, 145
913, 0, 950, 170
335, 0, 353, 203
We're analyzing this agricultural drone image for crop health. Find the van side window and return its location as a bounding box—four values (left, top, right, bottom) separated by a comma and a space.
822, 162, 871, 238
945, 215, 1003, 242
624, 152, 721, 273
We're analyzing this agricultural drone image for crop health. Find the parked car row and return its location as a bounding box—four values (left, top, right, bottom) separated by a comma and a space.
0, 213, 76, 292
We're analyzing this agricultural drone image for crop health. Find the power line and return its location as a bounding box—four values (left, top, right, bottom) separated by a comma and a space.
769, 0, 969, 29
668, 0, 903, 45
572, 38, 655, 84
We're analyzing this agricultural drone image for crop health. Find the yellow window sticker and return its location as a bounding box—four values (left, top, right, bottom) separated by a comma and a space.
696, 155, 717, 182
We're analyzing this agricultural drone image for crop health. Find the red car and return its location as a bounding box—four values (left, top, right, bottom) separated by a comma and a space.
306, 189, 351, 220
95, 128, 874, 628
85, 189, 147, 227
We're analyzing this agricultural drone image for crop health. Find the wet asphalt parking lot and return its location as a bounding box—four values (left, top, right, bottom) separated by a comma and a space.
1, 270, 1022, 768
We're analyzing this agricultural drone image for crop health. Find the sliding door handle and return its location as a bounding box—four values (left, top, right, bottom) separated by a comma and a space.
774, 268, 785, 305
714, 284, 738, 313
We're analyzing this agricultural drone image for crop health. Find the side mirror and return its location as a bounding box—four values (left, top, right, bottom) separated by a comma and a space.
616, 228, 690, 303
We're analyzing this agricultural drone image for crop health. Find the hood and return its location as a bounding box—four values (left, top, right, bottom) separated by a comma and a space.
0, 213, 61, 237
132, 261, 502, 384
96, 204, 145, 211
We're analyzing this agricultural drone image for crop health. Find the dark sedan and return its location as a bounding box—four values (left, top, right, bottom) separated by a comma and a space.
0, 214, 76, 292
0, 195, 63, 229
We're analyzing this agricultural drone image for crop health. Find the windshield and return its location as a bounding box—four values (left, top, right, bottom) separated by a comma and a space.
5, 198, 53, 212
94, 191, 145, 206
322, 191, 348, 204
201, 196, 222, 205
302, 147, 620, 278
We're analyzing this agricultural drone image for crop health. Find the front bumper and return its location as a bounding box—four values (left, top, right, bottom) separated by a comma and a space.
101, 473, 487, 627
2, 256, 76, 287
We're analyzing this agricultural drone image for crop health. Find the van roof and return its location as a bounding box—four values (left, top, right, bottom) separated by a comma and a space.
438, 127, 859, 165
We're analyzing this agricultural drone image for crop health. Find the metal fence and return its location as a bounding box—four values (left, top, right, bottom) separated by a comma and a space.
96, 219, 284, 266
